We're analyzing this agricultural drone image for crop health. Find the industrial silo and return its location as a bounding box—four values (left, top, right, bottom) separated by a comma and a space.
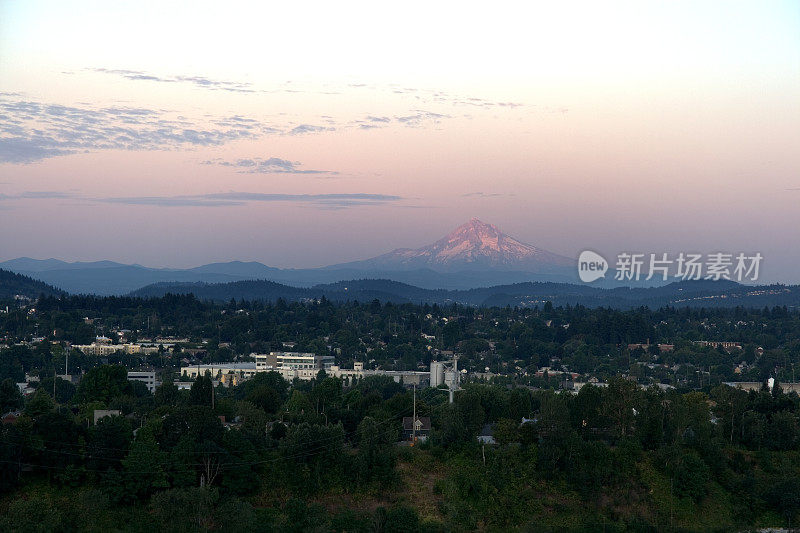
430, 361, 444, 387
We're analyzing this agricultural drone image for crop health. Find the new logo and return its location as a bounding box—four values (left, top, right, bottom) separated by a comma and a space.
578, 250, 608, 282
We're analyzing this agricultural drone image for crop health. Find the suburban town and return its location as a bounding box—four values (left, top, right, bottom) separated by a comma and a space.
8, 297, 791, 404
2, 288, 800, 530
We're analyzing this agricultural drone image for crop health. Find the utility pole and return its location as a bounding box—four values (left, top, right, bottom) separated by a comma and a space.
412, 384, 416, 444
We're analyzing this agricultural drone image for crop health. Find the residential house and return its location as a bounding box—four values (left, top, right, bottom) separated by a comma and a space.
477, 423, 497, 445
402, 416, 431, 442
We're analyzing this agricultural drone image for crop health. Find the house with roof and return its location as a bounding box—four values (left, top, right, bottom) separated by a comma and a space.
477, 423, 497, 445
402, 416, 431, 443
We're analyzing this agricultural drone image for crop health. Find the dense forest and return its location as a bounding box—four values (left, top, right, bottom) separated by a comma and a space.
0, 269, 63, 299
1, 294, 800, 530
3, 368, 800, 531
130, 277, 800, 310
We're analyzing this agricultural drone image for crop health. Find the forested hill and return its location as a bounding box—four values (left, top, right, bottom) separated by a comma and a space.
129, 277, 800, 309
0, 269, 64, 299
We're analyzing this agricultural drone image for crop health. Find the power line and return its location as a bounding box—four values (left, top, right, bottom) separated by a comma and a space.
0, 399, 419, 476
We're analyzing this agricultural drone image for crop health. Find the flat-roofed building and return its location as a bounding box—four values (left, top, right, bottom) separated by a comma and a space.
183, 354, 431, 387
253, 352, 278, 371
326, 365, 430, 386
252, 352, 335, 381
73, 343, 122, 356
181, 363, 259, 382
724, 380, 800, 394
275, 352, 334, 371
72, 342, 159, 356
127, 371, 160, 393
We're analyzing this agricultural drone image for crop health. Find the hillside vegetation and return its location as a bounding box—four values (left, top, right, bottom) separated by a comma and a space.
0, 269, 64, 299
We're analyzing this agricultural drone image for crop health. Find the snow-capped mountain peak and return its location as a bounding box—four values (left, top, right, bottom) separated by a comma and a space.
430, 218, 525, 259
335, 219, 574, 272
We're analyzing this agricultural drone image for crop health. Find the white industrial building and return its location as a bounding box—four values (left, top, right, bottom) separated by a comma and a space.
430, 358, 461, 402
430, 361, 445, 387
181, 353, 336, 384
181, 363, 259, 385
181, 352, 431, 387
127, 371, 160, 392
72, 342, 160, 356
251, 352, 335, 380
327, 363, 429, 386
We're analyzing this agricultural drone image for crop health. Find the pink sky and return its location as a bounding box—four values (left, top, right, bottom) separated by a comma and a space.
1, 1, 799, 282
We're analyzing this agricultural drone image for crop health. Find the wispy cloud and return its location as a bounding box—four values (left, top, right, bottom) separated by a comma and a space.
202, 157, 337, 175
0, 82, 519, 164
85, 70, 530, 111
287, 124, 334, 135
0, 138, 76, 163
0, 96, 276, 163
353, 115, 393, 130
0, 94, 450, 164
382, 85, 526, 109
97, 196, 245, 207
0, 188, 403, 210
462, 192, 515, 198
395, 110, 450, 127
89, 68, 255, 93
351, 111, 453, 130
96, 192, 403, 209
0, 190, 76, 201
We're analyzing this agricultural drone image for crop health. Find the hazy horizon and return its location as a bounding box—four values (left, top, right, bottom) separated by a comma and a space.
2, 1, 799, 282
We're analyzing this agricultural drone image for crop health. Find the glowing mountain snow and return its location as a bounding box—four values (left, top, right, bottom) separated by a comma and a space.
334, 218, 574, 272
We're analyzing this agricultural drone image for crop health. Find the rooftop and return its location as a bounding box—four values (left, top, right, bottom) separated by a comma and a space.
184, 363, 257, 370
